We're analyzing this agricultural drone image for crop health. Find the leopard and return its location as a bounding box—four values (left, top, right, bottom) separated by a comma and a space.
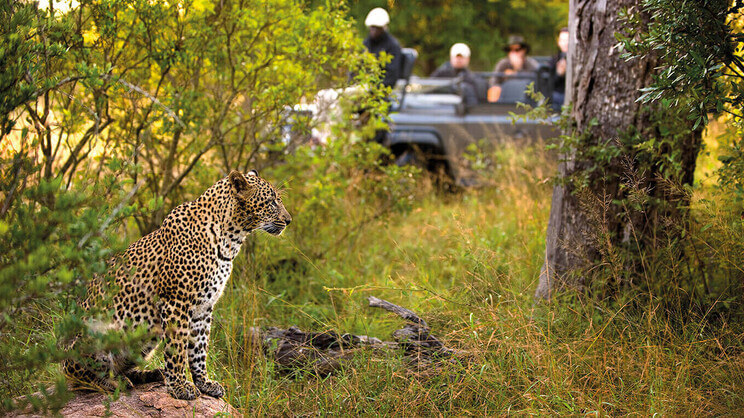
63, 170, 291, 400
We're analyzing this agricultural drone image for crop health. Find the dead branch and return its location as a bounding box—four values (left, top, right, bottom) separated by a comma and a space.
250, 296, 458, 376
367, 295, 428, 328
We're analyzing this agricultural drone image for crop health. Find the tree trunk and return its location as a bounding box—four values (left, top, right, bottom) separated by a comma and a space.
535, 0, 702, 299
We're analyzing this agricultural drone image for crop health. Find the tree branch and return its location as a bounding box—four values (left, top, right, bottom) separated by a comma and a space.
160, 140, 215, 199
112, 77, 186, 129
367, 296, 429, 329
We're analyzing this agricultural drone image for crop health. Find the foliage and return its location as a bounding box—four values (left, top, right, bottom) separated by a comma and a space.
0, 0, 381, 411
0, 152, 142, 413
0, 1, 46, 137
86, 0, 380, 232
597, 0, 744, 307
619, 0, 744, 207
3, 0, 380, 234
0, 3, 133, 409
348, 0, 569, 74
0, 1, 82, 140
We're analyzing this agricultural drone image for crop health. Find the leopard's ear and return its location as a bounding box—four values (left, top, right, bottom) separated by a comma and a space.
247, 169, 259, 177
229, 170, 254, 197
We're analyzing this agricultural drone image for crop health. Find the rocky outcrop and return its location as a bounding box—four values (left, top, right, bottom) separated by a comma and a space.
11, 382, 240, 417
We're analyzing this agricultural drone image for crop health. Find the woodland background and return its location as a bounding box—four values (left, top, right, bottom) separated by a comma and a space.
1, 0, 743, 415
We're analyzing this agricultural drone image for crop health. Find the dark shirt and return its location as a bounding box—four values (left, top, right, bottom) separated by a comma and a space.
363, 31, 402, 88
430, 61, 483, 105
489, 56, 540, 86
549, 51, 567, 95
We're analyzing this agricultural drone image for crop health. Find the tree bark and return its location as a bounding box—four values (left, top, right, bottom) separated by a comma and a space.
535, 0, 702, 299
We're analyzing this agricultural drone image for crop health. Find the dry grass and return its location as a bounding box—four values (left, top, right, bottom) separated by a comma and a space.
207, 139, 744, 415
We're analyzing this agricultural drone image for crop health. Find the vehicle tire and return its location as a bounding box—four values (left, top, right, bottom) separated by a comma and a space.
394, 145, 459, 192
393, 146, 426, 169
429, 159, 460, 193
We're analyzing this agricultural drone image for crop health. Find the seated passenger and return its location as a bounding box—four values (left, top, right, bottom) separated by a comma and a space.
430, 43, 481, 105
487, 35, 540, 102
550, 27, 569, 108
363, 7, 402, 90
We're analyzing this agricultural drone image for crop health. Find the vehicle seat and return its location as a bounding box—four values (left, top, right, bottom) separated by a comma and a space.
400, 48, 418, 83
535, 63, 553, 99
498, 77, 532, 103
395, 48, 418, 109
473, 76, 488, 103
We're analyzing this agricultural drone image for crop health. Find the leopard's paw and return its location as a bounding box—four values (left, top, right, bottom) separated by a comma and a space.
168, 380, 200, 400
196, 380, 225, 398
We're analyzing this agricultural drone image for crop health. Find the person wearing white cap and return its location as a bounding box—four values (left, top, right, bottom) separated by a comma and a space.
363, 7, 402, 89
431, 42, 482, 105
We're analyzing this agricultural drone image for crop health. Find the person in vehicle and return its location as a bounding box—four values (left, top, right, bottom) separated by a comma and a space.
487, 35, 540, 102
430, 43, 482, 105
550, 27, 569, 108
363, 7, 402, 89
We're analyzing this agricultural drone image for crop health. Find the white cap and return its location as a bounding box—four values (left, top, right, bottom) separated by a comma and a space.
365, 8, 390, 27
450, 43, 471, 58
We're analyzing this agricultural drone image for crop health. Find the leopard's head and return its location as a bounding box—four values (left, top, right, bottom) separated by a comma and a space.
229, 170, 291, 235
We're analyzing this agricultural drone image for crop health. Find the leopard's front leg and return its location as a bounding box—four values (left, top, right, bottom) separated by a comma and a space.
160, 298, 201, 400
189, 308, 225, 398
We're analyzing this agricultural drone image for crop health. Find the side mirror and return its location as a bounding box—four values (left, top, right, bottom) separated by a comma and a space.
399, 48, 418, 82
397, 48, 418, 110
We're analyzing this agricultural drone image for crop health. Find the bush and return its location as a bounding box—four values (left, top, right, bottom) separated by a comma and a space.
0, 154, 143, 413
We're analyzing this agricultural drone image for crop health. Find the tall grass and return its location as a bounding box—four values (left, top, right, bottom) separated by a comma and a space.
5, 136, 741, 415
207, 138, 744, 416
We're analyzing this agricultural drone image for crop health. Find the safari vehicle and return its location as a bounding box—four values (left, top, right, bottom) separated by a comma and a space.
281, 49, 559, 185
386, 48, 559, 186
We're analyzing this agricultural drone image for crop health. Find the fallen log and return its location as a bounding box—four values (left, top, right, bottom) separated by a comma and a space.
251, 296, 457, 375
367, 295, 429, 327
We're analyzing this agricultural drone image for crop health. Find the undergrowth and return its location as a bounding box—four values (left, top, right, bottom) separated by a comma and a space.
204, 137, 744, 415
3, 137, 742, 415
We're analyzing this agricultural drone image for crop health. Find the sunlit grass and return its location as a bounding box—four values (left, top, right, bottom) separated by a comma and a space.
695, 119, 727, 186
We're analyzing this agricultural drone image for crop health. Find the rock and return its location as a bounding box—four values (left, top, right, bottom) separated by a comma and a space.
10, 383, 240, 417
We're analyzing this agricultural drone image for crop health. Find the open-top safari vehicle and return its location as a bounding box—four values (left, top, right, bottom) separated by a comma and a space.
385, 48, 558, 186
282, 48, 558, 186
